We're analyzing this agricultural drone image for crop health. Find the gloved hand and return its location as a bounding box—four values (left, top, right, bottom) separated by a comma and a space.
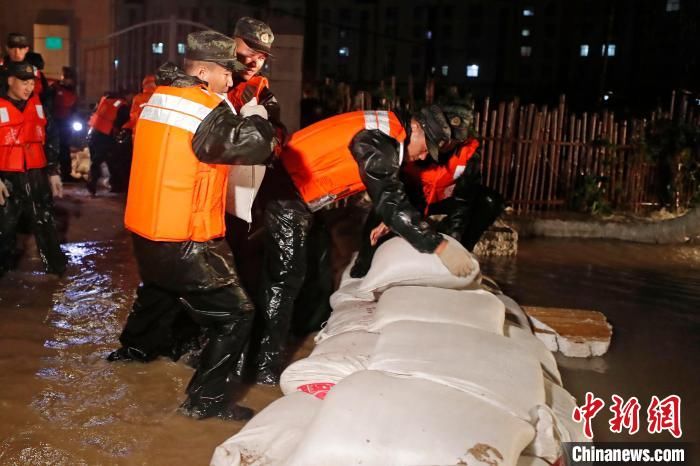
240, 97, 268, 119
49, 174, 63, 199
435, 239, 474, 277
0, 179, 9, 206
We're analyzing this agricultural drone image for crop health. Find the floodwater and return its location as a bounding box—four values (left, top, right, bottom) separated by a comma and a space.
0, 186, 698, 464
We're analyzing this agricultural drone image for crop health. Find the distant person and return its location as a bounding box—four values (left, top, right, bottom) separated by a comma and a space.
86, 91, 129, 195
0, 61, 66, 276
50, 67, 78, 182
1, 33, 50, 106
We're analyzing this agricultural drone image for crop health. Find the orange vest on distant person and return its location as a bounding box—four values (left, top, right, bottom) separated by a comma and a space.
403, 139, 479, 214
0, 95, 47, 172
89, 96, 126, 136
124, 85, 230, 242
281, 110, 406, 211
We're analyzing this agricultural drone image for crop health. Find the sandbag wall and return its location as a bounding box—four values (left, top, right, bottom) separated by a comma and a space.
212, 235, 588, 466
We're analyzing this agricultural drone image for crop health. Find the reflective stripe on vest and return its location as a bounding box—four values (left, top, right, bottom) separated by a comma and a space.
124, 85, 229, 242
281, 110, 406, 212
0, 95, 47, 172
403, 139, 480, 215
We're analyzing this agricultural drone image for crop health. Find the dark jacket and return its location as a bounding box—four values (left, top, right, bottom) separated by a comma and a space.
349, 111, 444, 254
133, 63, 277, 292
402, 146, 484, 242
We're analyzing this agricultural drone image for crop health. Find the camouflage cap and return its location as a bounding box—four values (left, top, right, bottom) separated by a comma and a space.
416, 105, 452, 162
234, 17, 274, 55
441, 104, 477, 143
6, 32, 29, 48
5, 60, 35, 80
185, 30, 244, 71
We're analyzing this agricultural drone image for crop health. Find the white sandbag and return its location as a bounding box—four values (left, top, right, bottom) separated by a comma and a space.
330, 253, 375, 307
310, 330, 379, 357
545, 378, 590, 443
369, 286, 505, 334
368, 321, 545, 420
280, 353, 369, 398
210, 392, 320, 466
285, 371, 535, 466
357, 235, 481, 295
523, 380, 593, 463
517, 456, 552, 466
314, 301, 376, 343
505, 321, 562, 385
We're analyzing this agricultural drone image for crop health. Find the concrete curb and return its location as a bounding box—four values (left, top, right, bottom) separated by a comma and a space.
507, 208, 700, 244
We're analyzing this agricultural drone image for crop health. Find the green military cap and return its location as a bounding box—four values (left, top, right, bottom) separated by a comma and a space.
185, 30, 244, 71
416, 105, 452, 162
6, 32, 29, 48
441, 104, 477, 143
234, 17, 274, 55
5, 60, 35, 80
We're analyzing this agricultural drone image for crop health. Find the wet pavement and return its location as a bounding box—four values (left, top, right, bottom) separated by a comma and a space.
0, 185, 698, 464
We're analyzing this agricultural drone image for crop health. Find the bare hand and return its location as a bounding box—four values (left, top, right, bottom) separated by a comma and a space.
370, 222, 391, 246
49, 175, 63, 199
0, 179, 9, 206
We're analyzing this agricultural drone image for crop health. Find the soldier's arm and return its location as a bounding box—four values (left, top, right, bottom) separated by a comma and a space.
350, 129, 443, 253
192, 101, 276, 165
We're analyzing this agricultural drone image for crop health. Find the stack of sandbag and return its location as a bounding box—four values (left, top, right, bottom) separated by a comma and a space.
212, 235, 587, 466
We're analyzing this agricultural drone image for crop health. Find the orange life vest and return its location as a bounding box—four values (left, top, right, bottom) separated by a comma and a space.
89, 96, 126, 136
403, 139, 480, 215
281, 110, 406, 211
0, 95, 47, 172
52, 85, 77, 120
227, 76, 269, 111
122, 91, 153, 130
124, 85, 230, 242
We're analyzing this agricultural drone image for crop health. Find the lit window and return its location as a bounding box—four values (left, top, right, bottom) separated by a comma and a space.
601, 43, 616, 56
580, 44, 589, 57
666, 0, 680, 11
152, 42, 164, 54
178, 43, 186, 55
466, 64, 479, 78
339, 47, 350, 57
521, 29, 530, 37
45, 37, 63, 50
520, 46, 532, 57
441, 65, 449, 76
426, 30, 433, 39
523, 8, 534, 16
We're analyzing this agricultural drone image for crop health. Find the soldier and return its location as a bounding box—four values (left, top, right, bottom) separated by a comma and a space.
107, 31, 276, 421
0, 61, 66, 276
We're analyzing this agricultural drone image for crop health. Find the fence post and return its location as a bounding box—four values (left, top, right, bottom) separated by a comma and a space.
168, 14, 178, 63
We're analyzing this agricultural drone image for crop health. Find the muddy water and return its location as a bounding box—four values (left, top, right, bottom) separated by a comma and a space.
0, 189, 286, 465
1, 187, 698, 464
480, 239, 700, 443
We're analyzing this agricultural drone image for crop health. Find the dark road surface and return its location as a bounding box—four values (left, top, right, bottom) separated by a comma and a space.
0, 185, 697, 464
